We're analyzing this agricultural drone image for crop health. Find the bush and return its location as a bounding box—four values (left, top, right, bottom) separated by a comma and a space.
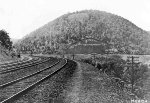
96, 63, 102, 70
10, 52, 16, 58
101, 63, 109, 73
80, 58, 96, 66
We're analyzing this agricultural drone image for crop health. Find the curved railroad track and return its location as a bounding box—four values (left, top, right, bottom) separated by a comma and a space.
0, 56, 31, 68
0, 55, 45, 69
0, 57, 33, 70
0, 58, 38, 72
0, 57, 51, 74
0, 58, 68, 103
0, 60, 60, 88
0, 57, 57, 85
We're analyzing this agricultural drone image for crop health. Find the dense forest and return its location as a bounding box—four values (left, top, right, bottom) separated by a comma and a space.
14, 10, 150, 55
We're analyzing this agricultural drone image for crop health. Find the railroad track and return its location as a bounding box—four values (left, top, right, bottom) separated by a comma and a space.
0, 59, 60, 88
0, 56, 37, 69
0, 57, 57, 86
0, 58, 40, 73
0, 57, 51, 74
0, 58, 33, 71
0, 55, 45, 69
0, 58, 68, 103
0, 56, 31, 68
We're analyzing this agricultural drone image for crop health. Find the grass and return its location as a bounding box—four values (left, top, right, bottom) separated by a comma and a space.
143, 70, 150, 101
71, 54, 150, 101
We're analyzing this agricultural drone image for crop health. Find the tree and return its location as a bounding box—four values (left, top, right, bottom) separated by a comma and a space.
121, 58, 149, 98
0, 30, 12, 50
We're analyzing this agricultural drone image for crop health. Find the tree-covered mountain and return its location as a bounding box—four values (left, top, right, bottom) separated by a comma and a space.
15, 10, 150, 54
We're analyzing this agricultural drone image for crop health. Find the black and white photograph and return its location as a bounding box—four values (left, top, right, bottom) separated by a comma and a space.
0, 0, 150, 103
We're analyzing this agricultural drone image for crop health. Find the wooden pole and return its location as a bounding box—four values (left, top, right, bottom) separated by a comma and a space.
127, 56, 139, 93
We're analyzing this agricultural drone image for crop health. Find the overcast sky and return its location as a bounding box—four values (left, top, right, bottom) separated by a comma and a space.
0, 0, 150, 39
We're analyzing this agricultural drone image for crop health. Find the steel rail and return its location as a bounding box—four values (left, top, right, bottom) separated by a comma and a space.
0, 57, 41, 71
0, 56, 31, 67
0, 59, 68, 103
0, 59, 60, 87
0, 57, 51, 74
0, 56, 38, 68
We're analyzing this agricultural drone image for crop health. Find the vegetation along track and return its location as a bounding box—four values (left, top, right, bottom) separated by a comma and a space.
0, 56, 49, 74
0, 58, 67, 103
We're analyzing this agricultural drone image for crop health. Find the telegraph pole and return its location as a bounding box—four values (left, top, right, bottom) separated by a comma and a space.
91, 53, 97, 67
127, 56, 139, 93
105, 49, 109, 63
72, 53, 75, 60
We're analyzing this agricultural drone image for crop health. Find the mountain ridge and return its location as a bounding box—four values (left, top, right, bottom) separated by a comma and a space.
14, 10, 150, 54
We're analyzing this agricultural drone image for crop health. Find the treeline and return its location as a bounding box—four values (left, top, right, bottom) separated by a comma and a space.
0, 30, 12, 50
0, 30, 19, 58
14, 10, 150, 54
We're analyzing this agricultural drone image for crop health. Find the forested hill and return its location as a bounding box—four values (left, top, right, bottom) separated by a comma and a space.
15, 10, 150, 54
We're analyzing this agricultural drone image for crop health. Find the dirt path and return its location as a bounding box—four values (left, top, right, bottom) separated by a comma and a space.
64, 62, 83, 103
63, 62, 124, 103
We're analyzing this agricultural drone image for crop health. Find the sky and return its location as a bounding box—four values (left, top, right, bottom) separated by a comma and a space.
0, 0, 150, 39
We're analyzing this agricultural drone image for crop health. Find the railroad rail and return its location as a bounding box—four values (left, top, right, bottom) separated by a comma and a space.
0, 57, 37, 69
0, 58, 68, 103
0, 56, 31, 67
0, 57, 50, 74
0, 59, 60, 87
0, 55, 45, 68
0, 57, 57, 86
0, 57, 32, 69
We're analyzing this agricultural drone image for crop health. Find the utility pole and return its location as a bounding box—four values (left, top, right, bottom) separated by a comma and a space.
105, 49, 110, 63
91, 53, 97, 66
127, 56, 139, 93
72, 53, 75, 60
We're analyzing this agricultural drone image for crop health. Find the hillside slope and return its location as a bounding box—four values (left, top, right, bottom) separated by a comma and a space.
15, 10, 150, 54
